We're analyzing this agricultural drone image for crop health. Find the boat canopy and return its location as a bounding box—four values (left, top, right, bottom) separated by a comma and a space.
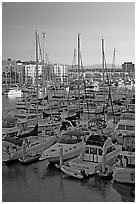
86, 134, 106, 147
59, 133, 83, 144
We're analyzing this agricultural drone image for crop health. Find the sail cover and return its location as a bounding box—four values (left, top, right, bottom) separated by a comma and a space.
18, 124, 38, 138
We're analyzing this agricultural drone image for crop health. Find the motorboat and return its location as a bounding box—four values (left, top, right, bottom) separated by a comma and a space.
61, 133, 121, 179
39, 129, 87, 163
113, 134, 135, 184
19, 153, 41, 164
7, 87, 22, 95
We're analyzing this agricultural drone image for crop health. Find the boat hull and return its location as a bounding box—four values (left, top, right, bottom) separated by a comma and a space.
19, 154, 40, 164
61, 165, 84, 179
113, 167, 135, 184
2, 136, 56, 163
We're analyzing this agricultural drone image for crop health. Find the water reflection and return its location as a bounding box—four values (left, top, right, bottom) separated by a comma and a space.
113, 181, 135, 202
2, 162, 135, 202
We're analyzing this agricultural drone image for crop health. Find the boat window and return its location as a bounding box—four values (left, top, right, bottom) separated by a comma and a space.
85, 147, 89, 154
98, 149, 103, 156
67, 136, 78, 144
126, 125, 134, 131
90, 148, 97, 155
118, 125, 125, 130
60, 135, 71, 144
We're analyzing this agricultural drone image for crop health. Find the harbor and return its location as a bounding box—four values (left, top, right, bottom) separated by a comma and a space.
2, 2, 135, 202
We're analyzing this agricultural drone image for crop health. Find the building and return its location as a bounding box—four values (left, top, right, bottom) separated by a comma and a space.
122, 62, 135, 72
52, 64, 68, 84
2, 59, 25, 85
24, 62, 43, 85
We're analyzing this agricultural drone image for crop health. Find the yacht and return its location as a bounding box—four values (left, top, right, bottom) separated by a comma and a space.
7, 87, 22, 95
113, 134, 135, 184
39, 129, 87, 163
61, 133, 121, 179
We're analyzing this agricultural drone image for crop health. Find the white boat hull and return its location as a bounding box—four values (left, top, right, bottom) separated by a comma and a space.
8, 90, 22, 95
2, 136, 56, 163
113, 167, 135, 184
61, 165, 84, 179
39, 141, 85, 163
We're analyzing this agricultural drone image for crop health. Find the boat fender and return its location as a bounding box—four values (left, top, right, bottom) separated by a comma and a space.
130, 171, 135, 182
81, 169, 88, 178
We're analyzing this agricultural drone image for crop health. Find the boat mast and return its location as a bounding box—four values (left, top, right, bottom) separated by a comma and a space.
80, 51, 90, 119
6, 67, 7, 85
67, 49, 76, 104
42, 32, 46, 112
15, 67, 16, 85
105, 56, 116, 123
102, 39, 106, 122
36, 30, 39, 123
78, 34, 81, 112
10, 67, 12, 87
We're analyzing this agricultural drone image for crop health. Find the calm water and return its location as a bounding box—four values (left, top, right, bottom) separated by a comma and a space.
2, 94, 135, 202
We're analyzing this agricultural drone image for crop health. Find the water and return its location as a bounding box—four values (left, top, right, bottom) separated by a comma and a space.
2, 95, 135, 202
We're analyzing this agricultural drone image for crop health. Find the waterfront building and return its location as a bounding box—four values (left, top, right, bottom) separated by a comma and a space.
2, 59, 25, 85
24, 62, 43, 85
52, 64, 68, 84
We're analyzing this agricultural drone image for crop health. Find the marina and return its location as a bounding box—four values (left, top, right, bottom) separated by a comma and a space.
2, 2, 135, 202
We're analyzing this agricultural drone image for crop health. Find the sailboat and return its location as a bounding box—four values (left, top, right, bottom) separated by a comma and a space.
60, 39, 121, 179
2, 31, 58, 163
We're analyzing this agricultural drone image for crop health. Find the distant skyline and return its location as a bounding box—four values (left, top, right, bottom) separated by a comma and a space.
2, 2, 135, 65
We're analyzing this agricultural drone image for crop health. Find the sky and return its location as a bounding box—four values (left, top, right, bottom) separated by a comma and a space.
2, 2, 135, 65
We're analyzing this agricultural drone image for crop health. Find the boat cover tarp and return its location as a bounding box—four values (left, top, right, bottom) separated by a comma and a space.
43, 111, 51, 118
65, 112, 80, 121
18, 124, 38, 138
2, 135, 23, 146
86, 134, 105, 147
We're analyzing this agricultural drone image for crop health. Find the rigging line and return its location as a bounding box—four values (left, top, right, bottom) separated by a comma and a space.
104, 56, 116, 123
102, 39, 106, 122
80, 51, 90, 119
67, 49, 76, 105
111, 48, 116, 78
37, 34, 43, 62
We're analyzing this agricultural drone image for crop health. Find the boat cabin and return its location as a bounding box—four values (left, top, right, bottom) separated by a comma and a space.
59, 130, 85, 144
82, 134, 118, 163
